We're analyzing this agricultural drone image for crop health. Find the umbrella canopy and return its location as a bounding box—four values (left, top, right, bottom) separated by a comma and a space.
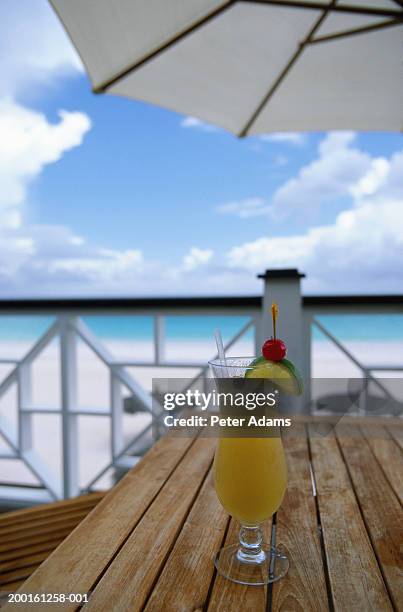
50, 0, 403, 136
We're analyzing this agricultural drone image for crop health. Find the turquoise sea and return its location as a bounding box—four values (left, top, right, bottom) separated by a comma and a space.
0, 314, 402, 343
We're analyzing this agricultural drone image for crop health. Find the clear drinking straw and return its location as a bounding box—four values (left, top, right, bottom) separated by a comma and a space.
214, 329, 229, 376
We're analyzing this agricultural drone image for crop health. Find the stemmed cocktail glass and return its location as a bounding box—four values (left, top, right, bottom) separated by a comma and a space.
209, 357, 289, 586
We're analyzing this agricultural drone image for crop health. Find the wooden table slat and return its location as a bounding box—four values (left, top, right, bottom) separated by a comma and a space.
272, 424, 329, 612
360, 425, 403, 504
0, 529, 75, 555
0, 511, 90, 540
3, 417, 403, 612
0, 494, 104, 526
0, 551, 50, 575
207, 518, 272, 612
144, 468, 228, 612
0, 563, 43, 586
0, 540, 65, 564
4, 435, 197, 611
83, 437, 215, 612
0, 579, 26, 592
309, 425, 394, 612
336, 425, 403, 609
387, 425, 403, 452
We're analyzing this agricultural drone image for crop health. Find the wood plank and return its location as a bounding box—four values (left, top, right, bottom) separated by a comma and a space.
0, 539, 64, 564
0, 516, 87, 545
360, 424, 403, 503
0, 502, 100, 532
144, 466, 228, 612
207, 518, 271, 611
0, 511, 89, 539
0, 564, 42, 586
0, 492, 105, 524
0, 528, 74, 555
336, 425, 403, 609
84, 437, 215, 612
272, 425, 329, 611
0, 578, 25, 592
2, 434, 196, 612
309, 425, 393, 612
387, 425, 403, 452
0, 552, 50, 574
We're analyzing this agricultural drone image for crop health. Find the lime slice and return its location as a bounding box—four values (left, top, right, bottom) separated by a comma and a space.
245, 357, 304, 396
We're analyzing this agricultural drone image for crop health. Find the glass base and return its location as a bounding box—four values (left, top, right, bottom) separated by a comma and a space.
214, 544, 289, 586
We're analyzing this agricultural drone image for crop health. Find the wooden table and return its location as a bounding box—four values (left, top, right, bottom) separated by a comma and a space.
5, 416, 402, 611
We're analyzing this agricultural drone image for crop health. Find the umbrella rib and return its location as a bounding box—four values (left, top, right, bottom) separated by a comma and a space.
309, 17, 402, 43
93, 1, 236, 94
238, 0, 338, 137
242, 0, 403, 19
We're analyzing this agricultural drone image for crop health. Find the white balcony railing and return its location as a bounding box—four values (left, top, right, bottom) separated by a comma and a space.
0, 308, 258, 505
0, 270, 402, 505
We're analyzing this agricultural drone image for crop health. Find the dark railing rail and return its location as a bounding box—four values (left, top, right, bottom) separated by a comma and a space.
0, 294, 402, 312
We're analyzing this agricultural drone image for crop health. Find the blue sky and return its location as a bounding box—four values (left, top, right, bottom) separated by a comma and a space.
0, 1, 402, 297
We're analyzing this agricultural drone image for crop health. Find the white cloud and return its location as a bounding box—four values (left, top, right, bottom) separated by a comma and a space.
226, 198, 403, 290
182, 247, 214, 271
180, 116, 218, 132
0, 233, 36, 280
0, 4, 90, 223
216, 198, 270, 219
216, 133, 376, 221
0, 4, 150, 296
226, 148, 403, 292
0, 98, 91, 219
0, 0, 83, 97
350, 158, 389, 199
260, 132, 306, 146
270, 131, 373, 219
0, 228, 219, 296
44, 249, 144, 283
227, 234, 314, 269
0, 223, 145, 294
0, 3, 155, 296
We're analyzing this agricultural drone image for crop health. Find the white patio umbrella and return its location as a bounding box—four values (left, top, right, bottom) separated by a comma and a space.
50, 0, 402, 136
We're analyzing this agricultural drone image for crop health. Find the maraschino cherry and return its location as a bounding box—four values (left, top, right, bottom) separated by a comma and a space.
262, 303, 287, 361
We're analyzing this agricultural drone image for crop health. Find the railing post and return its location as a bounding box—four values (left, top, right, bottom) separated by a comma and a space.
110, 372, 124, 458
154, 316, 165, 364
18, 363, 32, 452
254, 315, 263, 357
258, 268, 307, 412
302, 310, 313, 410
60, 315, 80, 498
359, 370, 369, 416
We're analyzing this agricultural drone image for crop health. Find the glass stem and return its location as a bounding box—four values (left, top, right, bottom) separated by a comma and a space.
237, 525, 266, 564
